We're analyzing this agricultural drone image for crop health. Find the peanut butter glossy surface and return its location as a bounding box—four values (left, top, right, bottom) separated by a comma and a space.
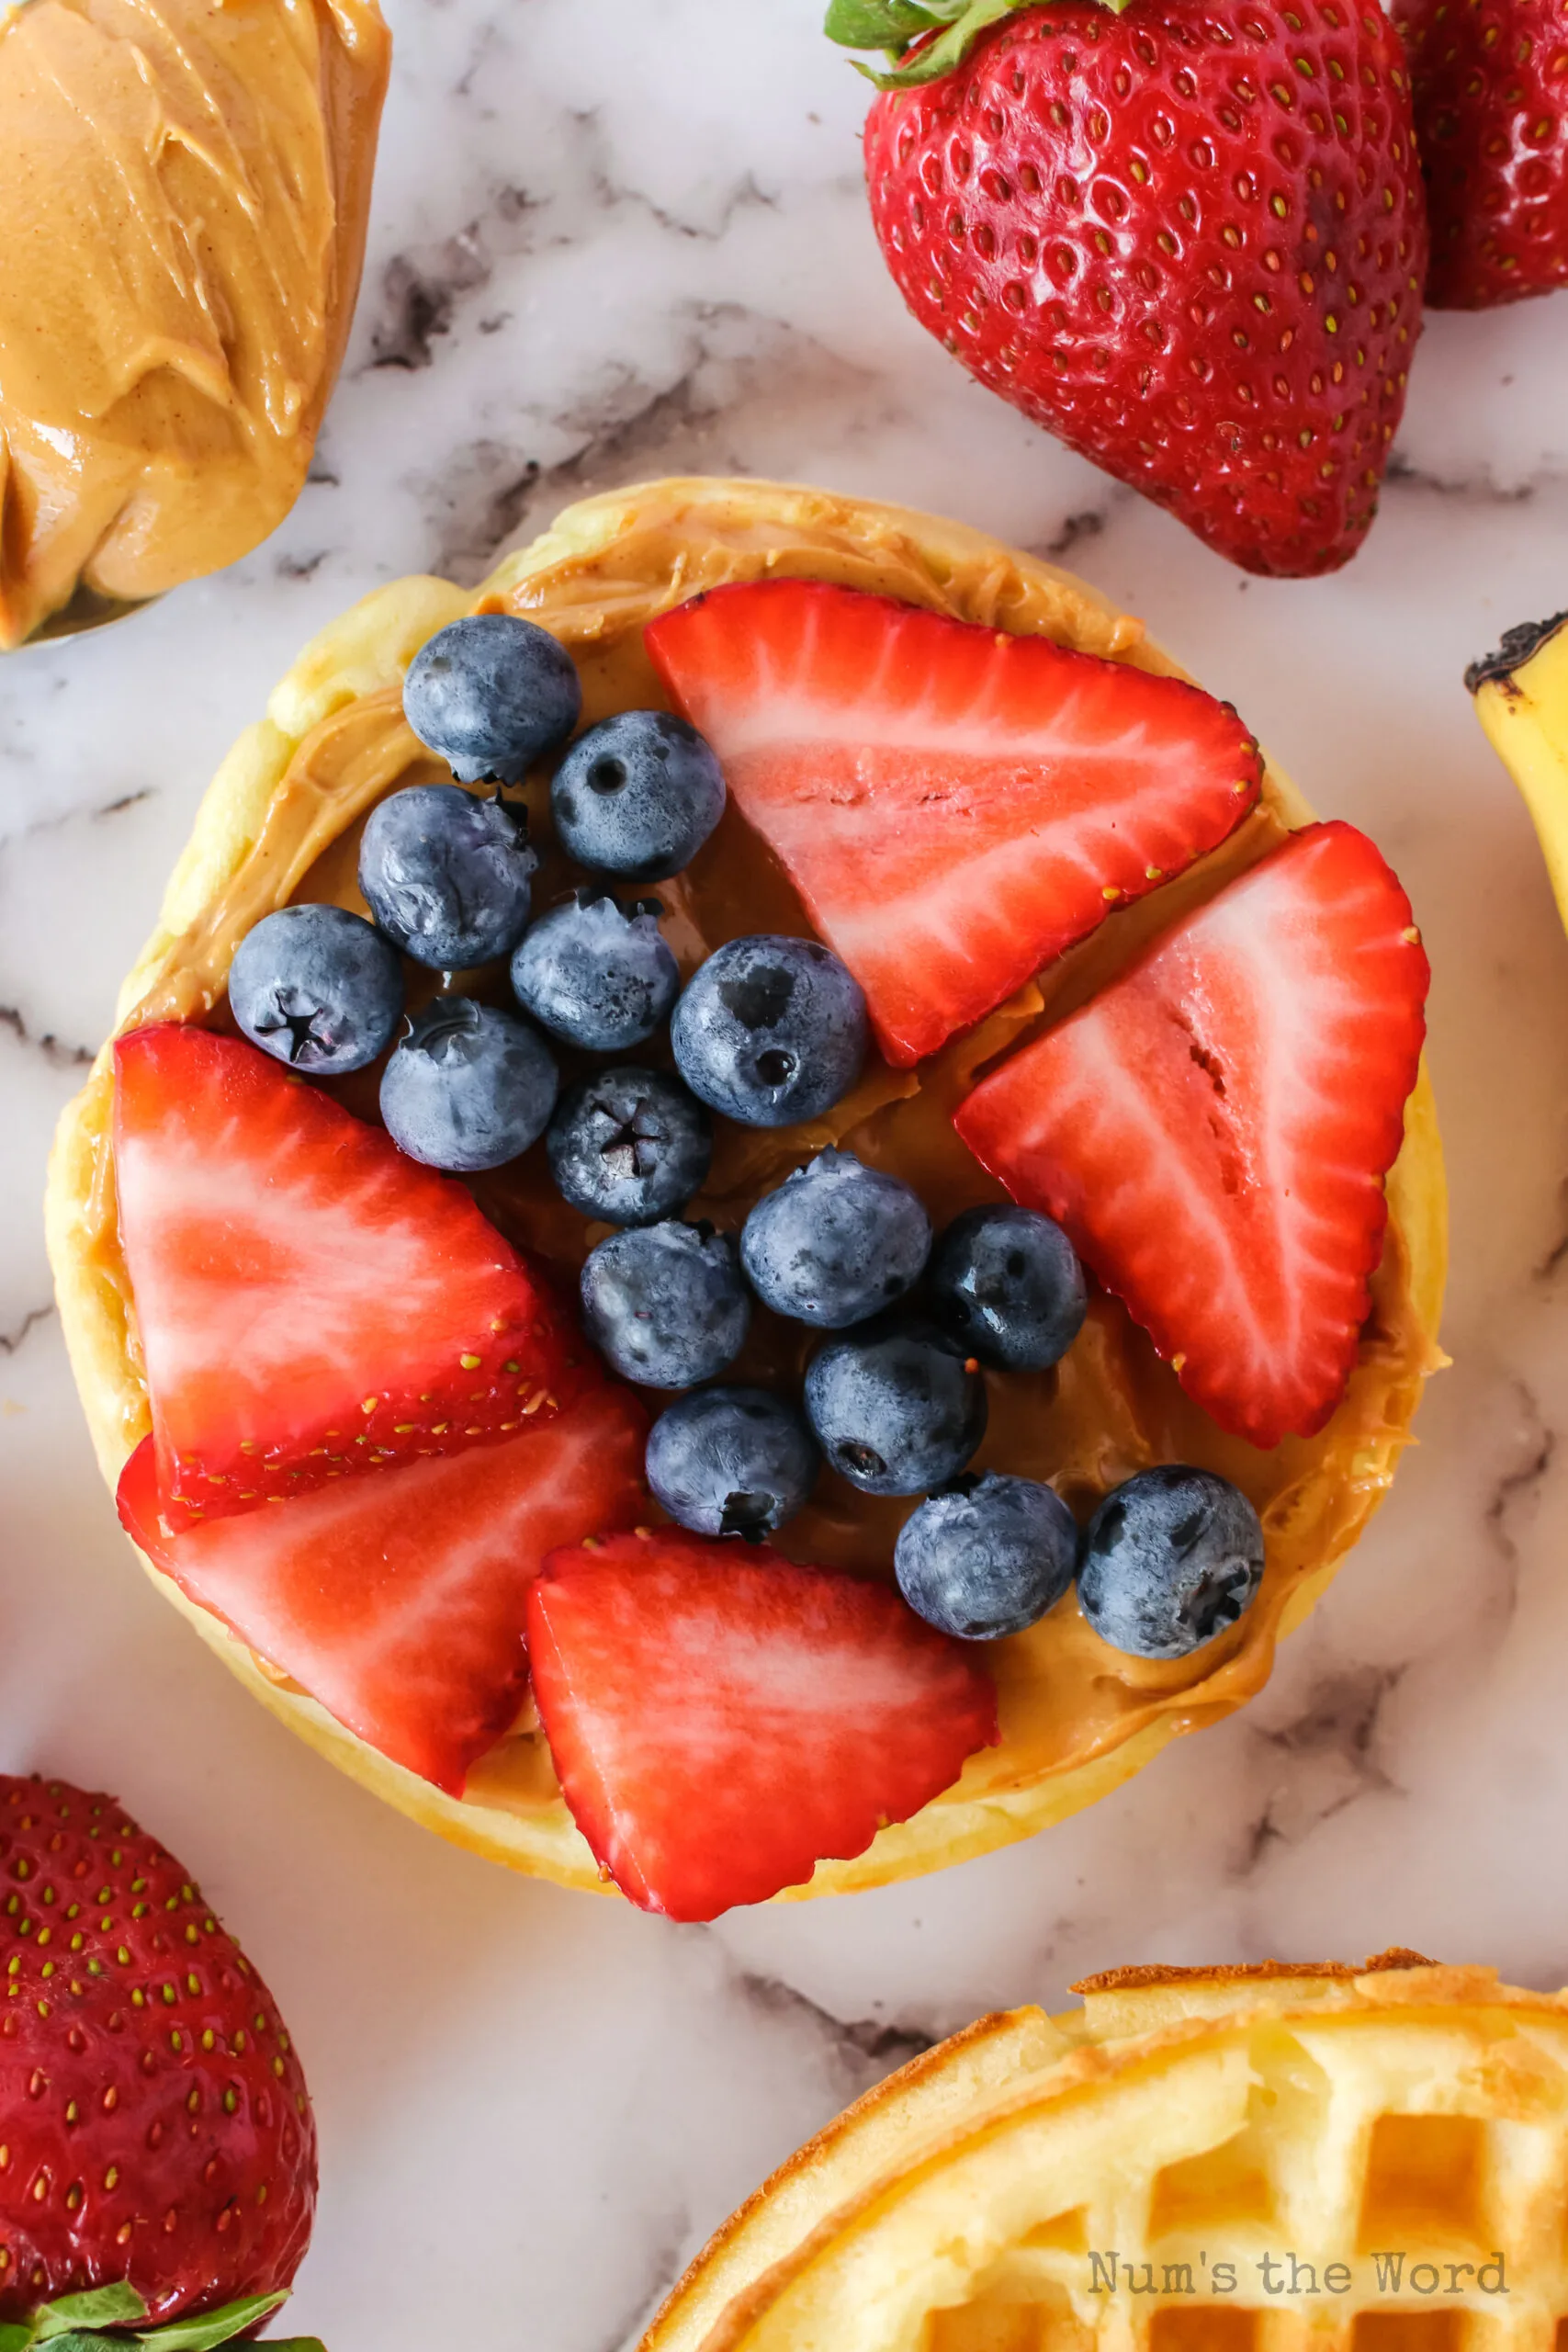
0, 0, 389, 649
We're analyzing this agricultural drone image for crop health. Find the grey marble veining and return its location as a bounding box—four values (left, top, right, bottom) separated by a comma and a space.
4, 3, 1568, 2346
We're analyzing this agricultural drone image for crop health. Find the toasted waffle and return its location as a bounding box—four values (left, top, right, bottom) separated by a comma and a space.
645, 1955, 1568, 2350
45, 479, 1447, 1897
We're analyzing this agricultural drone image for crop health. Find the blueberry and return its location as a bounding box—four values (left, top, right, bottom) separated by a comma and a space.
359, 784, 537, 970
646, 1386, 819, 1540
379, 996, 558, 1172
1077, 1464, 1265, 1659
551, 710, 725, 882
228, 903, 402, 1076
804, 1320, 987, 1498
510, 890, 679, 1052
929, 1204, 1088, 1373
403, 613, 581, 786
895, 1472, 1078, 1641
547, 1065, 712, 1226
671, 936, 868, 1128
580, 1222, 750, 1388
741, 1150, 931, 1329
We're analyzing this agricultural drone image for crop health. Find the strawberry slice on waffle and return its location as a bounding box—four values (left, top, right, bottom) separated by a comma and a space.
955, 821, 1429, 1447
527, 1529, 998, 1918
118, 1382, 649, 1792
647, 577, 1262, 1066
114, 1023, 591, 1522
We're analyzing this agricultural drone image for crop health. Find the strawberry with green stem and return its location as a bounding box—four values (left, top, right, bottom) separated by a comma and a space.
0, 1781, 319, 2349
829, 0, 1427, 575
0, 2280, 319, 2351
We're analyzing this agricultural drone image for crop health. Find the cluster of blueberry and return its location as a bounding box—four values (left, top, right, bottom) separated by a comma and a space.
609, 1172, 1080, 1576
229, 614, 867, 1191
226, 610, 1267, 1667
596, 1170, 1263, 1664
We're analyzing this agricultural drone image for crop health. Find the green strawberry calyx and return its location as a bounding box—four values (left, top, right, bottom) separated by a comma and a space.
824, 0, 1128, 89
0, 2285, 323, 2352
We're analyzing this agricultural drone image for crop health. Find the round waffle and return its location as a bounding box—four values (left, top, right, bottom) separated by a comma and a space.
45, 479, 1447, 1897
643, 1954, 1568, 2350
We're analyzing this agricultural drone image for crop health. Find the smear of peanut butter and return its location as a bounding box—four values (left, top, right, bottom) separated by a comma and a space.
73, 487, 1442, 1816
0, 0, 389, 649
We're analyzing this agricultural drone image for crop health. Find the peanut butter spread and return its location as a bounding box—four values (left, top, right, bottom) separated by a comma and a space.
0, 0, 389, 649
51, 481, 1447, 1888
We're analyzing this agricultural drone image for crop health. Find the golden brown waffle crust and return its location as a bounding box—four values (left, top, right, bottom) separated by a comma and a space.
642, 1958, 1568, 2352
1071, 1949, 1438, 1994
45, 477, 1448, 1902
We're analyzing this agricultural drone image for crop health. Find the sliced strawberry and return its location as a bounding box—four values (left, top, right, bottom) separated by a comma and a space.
114, 1023, 592, 1523
118, 1383, 649, 1792
645, 579, 1261, 1067
954, 821, 1429, 1449
526, 1530, 998, 1920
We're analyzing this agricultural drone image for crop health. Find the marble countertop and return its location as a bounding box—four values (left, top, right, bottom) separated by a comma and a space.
5, 2, 1568, 2345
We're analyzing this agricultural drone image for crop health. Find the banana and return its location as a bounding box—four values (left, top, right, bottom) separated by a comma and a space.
1469, 608, 1568, 926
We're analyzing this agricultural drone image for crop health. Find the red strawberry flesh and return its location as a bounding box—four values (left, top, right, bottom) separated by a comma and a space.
647, 578, 1262, 1065
526, 1530, 998, 1920
118, 1382, 649, 1792
954, 820, 1428, 1447
113, 1023, 591, 1524
0, 1776, 314, 2326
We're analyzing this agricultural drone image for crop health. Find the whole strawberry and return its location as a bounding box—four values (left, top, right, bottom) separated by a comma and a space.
1393, 0, 1568, 305
838, 0, 1427, 575
0, 1778, 316, 2346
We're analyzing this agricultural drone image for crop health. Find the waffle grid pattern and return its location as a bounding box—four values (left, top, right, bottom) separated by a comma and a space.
920, 2011, 1568, 2352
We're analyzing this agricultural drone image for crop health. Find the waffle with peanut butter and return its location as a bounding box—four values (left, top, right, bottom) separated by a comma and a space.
45, 479, 1447, 1902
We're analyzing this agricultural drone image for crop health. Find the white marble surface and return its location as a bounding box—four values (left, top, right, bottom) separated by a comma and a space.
4, 3, 1568, 2345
